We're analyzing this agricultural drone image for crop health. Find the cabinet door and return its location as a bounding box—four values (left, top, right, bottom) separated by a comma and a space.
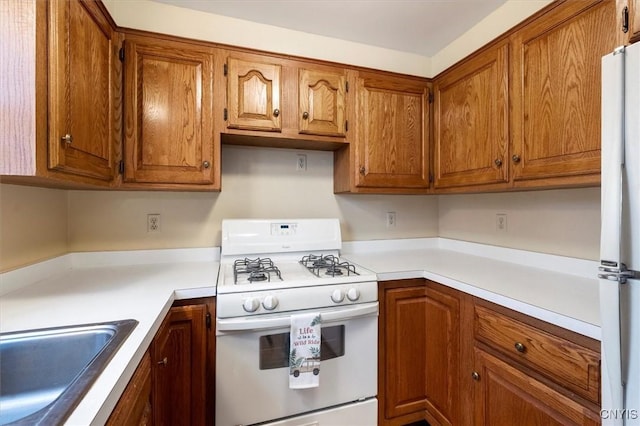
473, 349, 600, 426
152, 304, 207, 426
433, 41, 509, 189
630, 0, 640, 44
356, 73, 429, 188
423, 283, 460, 426
298, 68, 346, 137
227, 57, 281, 131
106, 351, 152, 426
510, 0, 617, 183
123, 37, 216, 185
48, 0, 116, 181
383, 286, 428, 419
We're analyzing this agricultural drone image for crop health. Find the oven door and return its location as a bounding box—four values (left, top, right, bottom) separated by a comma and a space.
215, 302, 378, 426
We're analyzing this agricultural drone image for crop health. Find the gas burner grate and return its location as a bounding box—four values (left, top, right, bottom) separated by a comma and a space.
300, 254, 360, 278
233, 257, 283, 284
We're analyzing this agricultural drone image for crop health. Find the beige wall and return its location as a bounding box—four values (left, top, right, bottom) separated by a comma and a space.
0, 184, 68, 271
438, 188, 601, 260
67, 146, 439, 252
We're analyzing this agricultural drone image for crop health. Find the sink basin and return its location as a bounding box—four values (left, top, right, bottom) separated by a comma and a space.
0, 319, 137, 425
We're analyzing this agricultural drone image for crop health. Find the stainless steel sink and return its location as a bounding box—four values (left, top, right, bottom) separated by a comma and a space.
0, 319, 137, 425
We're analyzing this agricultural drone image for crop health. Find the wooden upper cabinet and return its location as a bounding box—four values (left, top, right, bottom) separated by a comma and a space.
226, 57, 282, 132
629, 0, 640, 44
510, 0, 617, 185
298, 68, 347, 137
48, 0, 116, 181
354, 72, 430, 189
123, 35, 218, 187
433, 41, 509, 189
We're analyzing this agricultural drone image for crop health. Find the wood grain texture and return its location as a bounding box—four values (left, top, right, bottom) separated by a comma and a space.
227, 57, 281, 131
106, 350, 153, 426
0, 0, 36, 175
123, 35, 216, 186
474, 349, 600, 426
433, 41, 509, 189
355, 72, 430, 189
152, 304, 207, 426
298, 68, 346, 137
510, 0, 616, 182
474, 304, 600, 404
48, 0, 115, 181
630, 0, 640, 43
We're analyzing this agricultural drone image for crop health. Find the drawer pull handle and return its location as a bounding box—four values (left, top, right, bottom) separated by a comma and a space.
514, 342, 526, 353
471, 371, 480, 381
157, 357, 168, 366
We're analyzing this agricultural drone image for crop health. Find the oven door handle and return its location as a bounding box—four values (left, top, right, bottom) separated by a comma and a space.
216, 302, 379, 332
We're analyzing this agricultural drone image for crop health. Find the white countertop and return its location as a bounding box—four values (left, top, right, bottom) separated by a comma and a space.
0, 248, 219, 426
0, 238, 601, 425
342, 238, 600, 340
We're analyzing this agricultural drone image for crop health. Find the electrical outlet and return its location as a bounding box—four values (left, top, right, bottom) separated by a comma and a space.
386, 212, 397, 228
296, 154, 307, 171
496, 213, 507, 232
147, 214, 161, 233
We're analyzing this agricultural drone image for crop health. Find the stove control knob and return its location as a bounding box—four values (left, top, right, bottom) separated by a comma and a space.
262, 295, 279, 311
347, 288, 361, 302
331, 289, 345, 303
242, 297, 260, 313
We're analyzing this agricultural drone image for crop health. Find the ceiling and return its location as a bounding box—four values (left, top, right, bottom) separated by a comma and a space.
150, 0, 508, 56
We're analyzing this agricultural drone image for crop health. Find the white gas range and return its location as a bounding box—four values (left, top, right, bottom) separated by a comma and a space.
215, 219, 379, 426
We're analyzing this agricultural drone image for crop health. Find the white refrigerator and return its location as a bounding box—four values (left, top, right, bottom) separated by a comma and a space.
601, 41, 640, 426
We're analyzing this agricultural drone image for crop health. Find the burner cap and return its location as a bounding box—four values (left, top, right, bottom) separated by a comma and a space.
325, 267, 343, 276
248, 272, 268, 282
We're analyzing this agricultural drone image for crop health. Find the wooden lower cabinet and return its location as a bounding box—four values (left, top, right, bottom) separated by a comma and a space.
473, 349, 600, 426
379, 281, 601, 426
107, 298, 215, 426
379, 280, 460, 425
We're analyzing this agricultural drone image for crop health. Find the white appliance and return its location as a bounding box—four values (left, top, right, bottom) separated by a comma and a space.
600, 42, 640, 425
215, 219, 378, 426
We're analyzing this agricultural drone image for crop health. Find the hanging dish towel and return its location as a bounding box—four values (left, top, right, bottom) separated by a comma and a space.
289, 312, 321, 389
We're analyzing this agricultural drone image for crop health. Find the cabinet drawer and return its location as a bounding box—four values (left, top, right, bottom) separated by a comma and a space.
474, 304, 600, 404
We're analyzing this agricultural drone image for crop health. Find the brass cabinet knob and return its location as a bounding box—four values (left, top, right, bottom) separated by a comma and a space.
157, 357, 168, 366
512, 154, 521, 163
472, 371, 480, 381
359, 166, 366, 175
203, 160, 210, 169
302, 111, 309, 119
273, 108, 280, 117
494, 158, 503, 167
61, 134, 73, 145
514, 342, 526, 353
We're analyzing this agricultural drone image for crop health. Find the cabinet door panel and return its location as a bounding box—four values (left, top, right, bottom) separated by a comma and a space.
123, 38, 215, 184
434, 42, 509, 188
356, 74, 429, 188
152, 304, 206, 426
299, 69, 346, 137
511, 0, 616, 181
384, 286, 428, 419
474, 349, 600, 426
48, 0, 115, 180
629, 0, 640, 44
227, 58, 281, 131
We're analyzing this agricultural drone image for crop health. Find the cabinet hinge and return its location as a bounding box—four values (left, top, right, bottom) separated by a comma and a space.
206, 312, 211, 330
622, 6, 629, 33
428, 91, 434, 103
223, 108, 228, 121
345, 81, 349, 93
345, 120, 348, 132
118, 160, 124, 174
118, 47, 124, 62
223, 63, 228, 76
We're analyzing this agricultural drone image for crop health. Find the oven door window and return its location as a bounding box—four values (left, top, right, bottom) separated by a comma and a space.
259, 325, 345, 370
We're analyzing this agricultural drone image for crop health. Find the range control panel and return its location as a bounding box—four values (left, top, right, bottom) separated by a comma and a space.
270, 222, 298, 236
